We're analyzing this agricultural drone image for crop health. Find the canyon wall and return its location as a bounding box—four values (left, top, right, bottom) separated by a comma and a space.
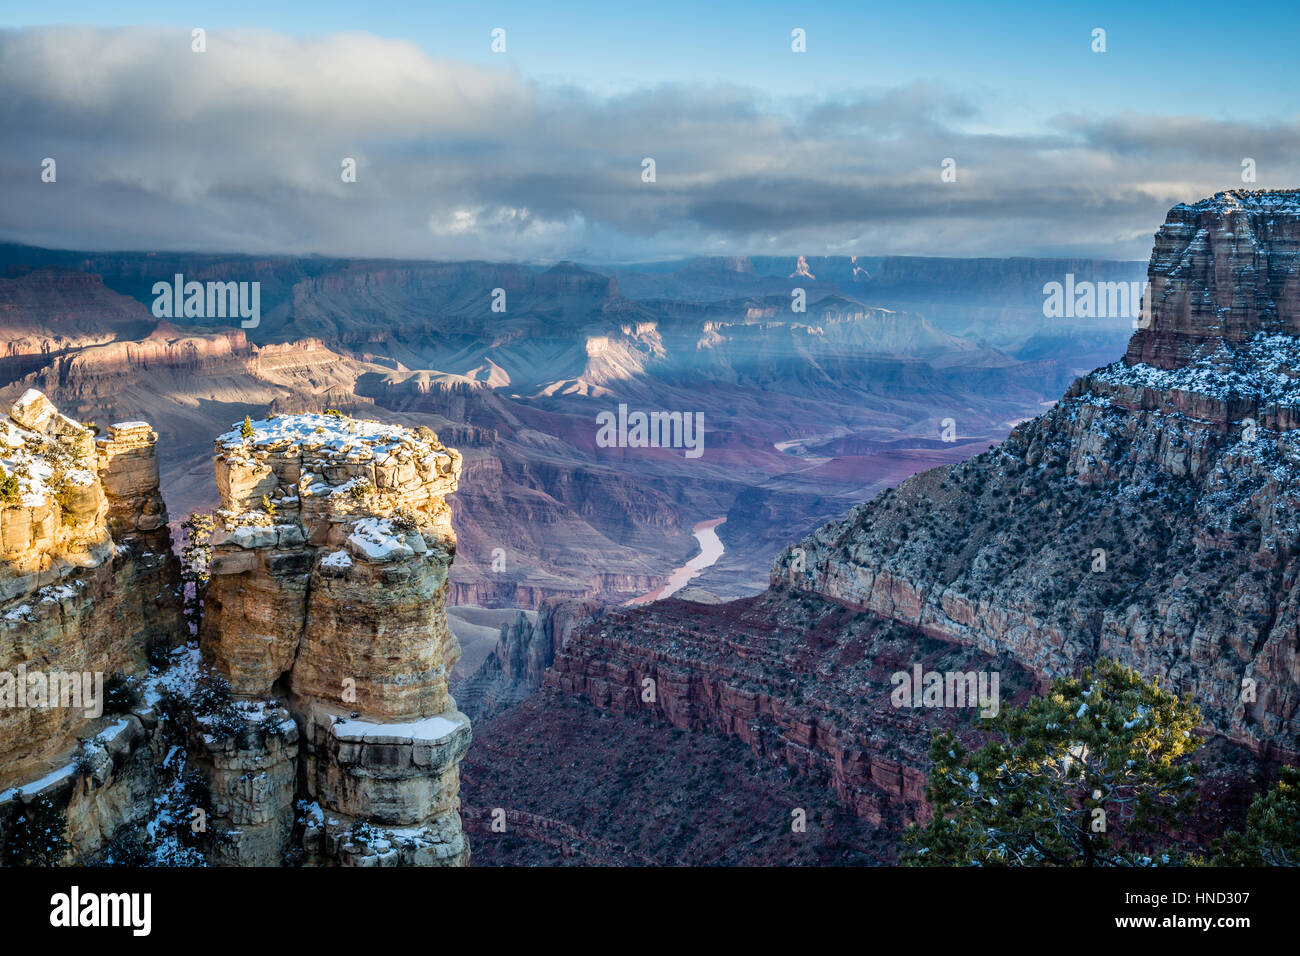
455, 597, 607, 719
1127, 190, 1300, 369
0, 396, 182, 784
455, 195, 1290, 862
1, 395, 472, 866
775, 190, 1300, 759
541, 594, 1016, 825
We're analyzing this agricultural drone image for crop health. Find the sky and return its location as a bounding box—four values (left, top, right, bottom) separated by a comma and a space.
2, 1, 1298, 262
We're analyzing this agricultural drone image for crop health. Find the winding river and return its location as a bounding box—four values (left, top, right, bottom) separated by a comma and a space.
626, 517, 726, 605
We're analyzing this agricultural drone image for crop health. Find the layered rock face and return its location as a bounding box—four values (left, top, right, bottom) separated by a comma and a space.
0, 267, 156, 383
200, 412, 472, 865
456, 597, 606, 719
0, 392, 183, 863
777, 190, 1300, 758
1127, 190, 1300, 369
544, 593, 1038, 826
0, 392, 182, 787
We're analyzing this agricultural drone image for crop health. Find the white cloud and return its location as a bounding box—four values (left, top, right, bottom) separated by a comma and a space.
1, 26, 1297, 261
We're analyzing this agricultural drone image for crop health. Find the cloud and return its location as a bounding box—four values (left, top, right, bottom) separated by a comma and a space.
1, 25, 1298, 262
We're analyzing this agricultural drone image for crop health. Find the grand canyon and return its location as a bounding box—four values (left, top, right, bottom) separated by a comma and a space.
1, 189, 1297, 871
3, 17, 1300, 932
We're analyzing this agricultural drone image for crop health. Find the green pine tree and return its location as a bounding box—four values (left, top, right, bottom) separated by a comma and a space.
0, 470, 20, 507
904, 658, 1202, 866
1213, 766, 1300, 866
240, 415, 254, 439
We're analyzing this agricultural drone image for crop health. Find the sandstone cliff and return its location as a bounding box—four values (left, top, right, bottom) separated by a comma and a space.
0, 393, 182, 783
0, 391, 184, 860
1, 395, 472, 867
199, 411, 472, 865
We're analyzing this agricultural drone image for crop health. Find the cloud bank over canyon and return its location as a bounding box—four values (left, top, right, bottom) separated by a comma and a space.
2, 25, 1298, 261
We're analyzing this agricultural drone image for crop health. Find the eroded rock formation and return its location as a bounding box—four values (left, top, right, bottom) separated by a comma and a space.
0, 395, 471, 867
456, 597, 606, 719
200, 412, 471, 865
0, 392, 183, 859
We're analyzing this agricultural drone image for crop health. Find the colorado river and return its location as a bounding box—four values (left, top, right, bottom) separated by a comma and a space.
626, 517, 726, 605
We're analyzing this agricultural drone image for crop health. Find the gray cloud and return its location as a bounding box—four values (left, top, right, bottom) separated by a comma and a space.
2, 25, 1298, 262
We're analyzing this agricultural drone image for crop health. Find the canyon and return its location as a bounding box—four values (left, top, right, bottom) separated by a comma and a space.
3, 195, 1286, 866
458, 190, 1300, 863
0, 244, 1127, 622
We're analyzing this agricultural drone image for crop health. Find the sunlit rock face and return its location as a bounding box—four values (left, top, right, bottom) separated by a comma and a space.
200, 411, 472, 865
0, 392, 182, 789
777, 190, 1300, 760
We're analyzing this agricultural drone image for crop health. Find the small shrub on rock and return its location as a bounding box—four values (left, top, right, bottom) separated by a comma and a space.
0, 471, 21, 507
7, 794, 70, 866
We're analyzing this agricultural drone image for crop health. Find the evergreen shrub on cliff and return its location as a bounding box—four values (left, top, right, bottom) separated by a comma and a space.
6, 794, 70, 866
904, 659, 1202, 866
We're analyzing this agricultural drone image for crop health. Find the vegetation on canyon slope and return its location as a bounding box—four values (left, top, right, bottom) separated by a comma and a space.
905, 659, 1296, 866
1215, 766, 1300, 867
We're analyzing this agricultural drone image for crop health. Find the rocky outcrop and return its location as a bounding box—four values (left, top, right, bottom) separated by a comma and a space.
97, 421, 174, 553
0, 392, 182, 788
0, 707, 167, 864
2, 401, 474, 867
0, 391, 183, 864
199, 411, 471, 865
197, 702, 300, 866
1127, 190, 1300, 369
776, 190, 1300, 759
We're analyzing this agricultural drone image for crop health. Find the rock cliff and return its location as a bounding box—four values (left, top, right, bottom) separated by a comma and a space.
543, 593, 1039, 825
0, 391, 184, 860
0, 395, 472, 867
455, 597, 606, 719
0, 393, 183, 784
776, 190, 1300, 759
1127, 190, 1300, 369
199, 411, 471, 865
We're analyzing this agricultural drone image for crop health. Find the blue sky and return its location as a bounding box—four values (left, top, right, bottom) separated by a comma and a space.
1, 2, 1297, 261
